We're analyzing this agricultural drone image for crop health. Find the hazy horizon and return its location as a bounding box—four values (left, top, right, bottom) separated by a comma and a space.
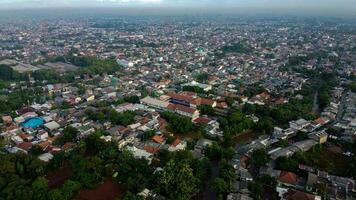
0, 0, 355, 17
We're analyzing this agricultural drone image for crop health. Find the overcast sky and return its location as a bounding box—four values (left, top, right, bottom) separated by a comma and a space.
0, 0, 355, 16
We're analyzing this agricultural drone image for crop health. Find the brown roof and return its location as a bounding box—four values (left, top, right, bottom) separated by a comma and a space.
62, 142, 75, 151
283, 189, 316, 200
18, 133, 31, 140
193, 117, 212, 124
152, 135, 165, 144
216, 102, 228, 109
199, 98, 215, 106
314, 117, 326, 125
167, 92, 195, 103
257, 92, 270, 99
279, 171, 298, 185
144, 145, 159, 154
171, 138, 182, 147
17, 142, 33, 151
167, 92, 215, 106
166, 103, 197, 114
38, 141, 51, 151
140, 117, 150, 125
2, 116, 12, 123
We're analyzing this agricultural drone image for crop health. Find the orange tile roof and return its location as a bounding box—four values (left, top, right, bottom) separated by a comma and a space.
38, 141, 51, 151
279, 171, 298, 185
152, 135, 165, 144
171, 138, 182, 147
17, 142, 32, 151
193, 117, 212, 124
166, 103, 197, 114
314, 117, 326, 125
283, 189, 316, 200
144, 145, 159, 154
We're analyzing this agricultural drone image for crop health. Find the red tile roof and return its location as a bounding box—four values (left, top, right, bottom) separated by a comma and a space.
18, 133, 31, 140
279, 171, 298, 185
193, 117, 212, 124
171, 138, 182, 147
314, 117, 326, 125
144, 145, 159, 154
17, 142, 32, 151
167, 92, 215, 106
62, 142, 75, 151
283, 189, 316, 200
216, 102, 228, 109
152, 135, 165, 144
166, 103, 197, 114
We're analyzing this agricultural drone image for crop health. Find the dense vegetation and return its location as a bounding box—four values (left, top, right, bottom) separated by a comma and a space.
218, 110, 254, 136
275, 143, 356, 179
160, 111, 197, 134
86, 108, 136, 126
183, 85, 206, 94
0, 130, 212, 200
0, 87, 46, 114
221, 43, 252, 54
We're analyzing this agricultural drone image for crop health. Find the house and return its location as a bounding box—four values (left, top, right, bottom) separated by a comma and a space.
309, 131, 328, 144
227, 193, 253, 200
118, 135, 135, 149
138, 188, 156, 199
2, 115, 13, 125
168, 138, 187, 151
62, 142, 75, 152
194, 138, 213, 158
166, 92, 216, 108
313, 117, 328, 128
289, 119, 310, 131
38, 153, 54, 162
270, 146, 298, 160
141, 96, 169, 110
151, 134, 165, 144
44, 121, 61, 131
193, 117, 212, 124
126, 146, 153, 164
282, 189, 321, 200
16, 142, 33, 152
182, 81, 212, 91
306, 172, 318, 192
292, 140, 318, 152
166, 103, 200, 119
279, 171, 298, 186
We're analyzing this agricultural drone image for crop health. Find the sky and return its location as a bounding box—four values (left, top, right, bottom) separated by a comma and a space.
0, 0, 355, 16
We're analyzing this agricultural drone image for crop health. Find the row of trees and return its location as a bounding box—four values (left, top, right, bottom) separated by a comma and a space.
86, 108, 136, 126
0, 87, 46, 114
218, 110, 254, 136
160, 111, 197, 134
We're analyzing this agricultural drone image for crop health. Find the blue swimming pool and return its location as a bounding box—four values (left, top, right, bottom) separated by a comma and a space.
22, 117, 45, 129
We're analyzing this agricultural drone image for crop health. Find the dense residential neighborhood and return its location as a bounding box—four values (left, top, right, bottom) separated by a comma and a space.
0, 10, 355, 200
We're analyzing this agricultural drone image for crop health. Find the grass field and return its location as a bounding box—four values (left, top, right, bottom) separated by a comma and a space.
304, 146, 352, 177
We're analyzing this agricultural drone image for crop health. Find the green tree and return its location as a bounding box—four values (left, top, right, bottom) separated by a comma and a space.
31, 177, 49, 200
251, 149, 270, 168
159, 160, 199, 200
212, 178, 229, 194
61, 180, 81, 200
55, 126, 79, 146
49, 189, 64, 200
197, 105, 215, 116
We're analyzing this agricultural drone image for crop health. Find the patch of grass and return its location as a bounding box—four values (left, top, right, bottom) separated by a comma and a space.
304, 146, 351, 177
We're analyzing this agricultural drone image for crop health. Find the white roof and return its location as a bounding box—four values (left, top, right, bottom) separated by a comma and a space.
141, 96, 169, 108
44, 121, 60, 130
38, 153, 54, 162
